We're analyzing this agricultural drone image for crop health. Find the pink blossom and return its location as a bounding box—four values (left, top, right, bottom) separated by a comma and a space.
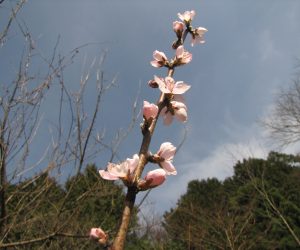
151, 50, 168, 68
99, 154, 139, 181
144, 169, 166, 187
191, 27, 208, 46
154, 75, 190, 95
143, 101, 158, 120
90, 227, 107, 244
161, 97, 188, 126
173, 21, 185, 36
175, 45, 192, 65
178, 10, 196, 23
157, 142, 177, 175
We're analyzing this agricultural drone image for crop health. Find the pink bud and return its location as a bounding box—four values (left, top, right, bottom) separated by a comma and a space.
173, 21, 184, 36
90, 227, 107, 241
143, 101, 158, 120
144, 169, 166, 187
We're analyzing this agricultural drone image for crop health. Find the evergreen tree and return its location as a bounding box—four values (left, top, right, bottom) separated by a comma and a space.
163, 152, 300, 249
5, 165, 139, 249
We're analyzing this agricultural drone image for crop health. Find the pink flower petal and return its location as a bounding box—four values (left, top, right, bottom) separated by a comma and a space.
175, 46, 192, 65
158, 142, 176, 160
150, 61, 162, 68
143, 101, 158, 120
176, 45, 184, 58
190, 10, 196, 20
172, 100, 187, 110
175, 107, 188, 122
126, 154, 139, 173
151, 50, 168, 67
173, 94, 185, 103
107, 162, 128, 178
196, 27, 208, 35
191, 27, 208, 46
160, 161, 177, 175
173, 81, 191, 94
165, 76, 176, 92
181, 52, 192, 64
155, 75, 171, 94
153, 50, 167, 61
172, 100, 188, 123
161, 107, 173, 126
99, 170, 119, 180
178, 10, 196, 22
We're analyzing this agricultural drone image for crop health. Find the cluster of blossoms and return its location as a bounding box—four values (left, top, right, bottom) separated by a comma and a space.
91, 10, 206, 247
173, 10, 207, 48
99, 142, 176, 189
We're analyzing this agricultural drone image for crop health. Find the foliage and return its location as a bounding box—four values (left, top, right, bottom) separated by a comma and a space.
163, 152, 300, 249
4, 165, 138, 249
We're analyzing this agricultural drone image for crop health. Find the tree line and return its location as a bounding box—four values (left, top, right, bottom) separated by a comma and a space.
2, 152, 300, 249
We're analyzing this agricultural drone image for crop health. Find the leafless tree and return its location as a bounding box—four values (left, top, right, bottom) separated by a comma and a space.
263, 63, 300, 146
0, 1, 138, 248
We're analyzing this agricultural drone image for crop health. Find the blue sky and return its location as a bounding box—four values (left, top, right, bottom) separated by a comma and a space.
1, 0, 300, 214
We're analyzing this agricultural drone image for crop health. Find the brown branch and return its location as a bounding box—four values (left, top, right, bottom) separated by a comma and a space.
111, 70, 175, 250
0, 232, 89, 248
0, 0, 26, 43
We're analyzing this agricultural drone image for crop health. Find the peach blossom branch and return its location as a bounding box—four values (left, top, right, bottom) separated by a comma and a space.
103, 10, 207, 250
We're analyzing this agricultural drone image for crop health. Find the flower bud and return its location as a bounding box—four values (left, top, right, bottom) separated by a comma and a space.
173, 21, 184, 38
143, 101, 158, 120
144, 169, 166, 187
148, 79, 159, 88
90, 227, 107, 245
